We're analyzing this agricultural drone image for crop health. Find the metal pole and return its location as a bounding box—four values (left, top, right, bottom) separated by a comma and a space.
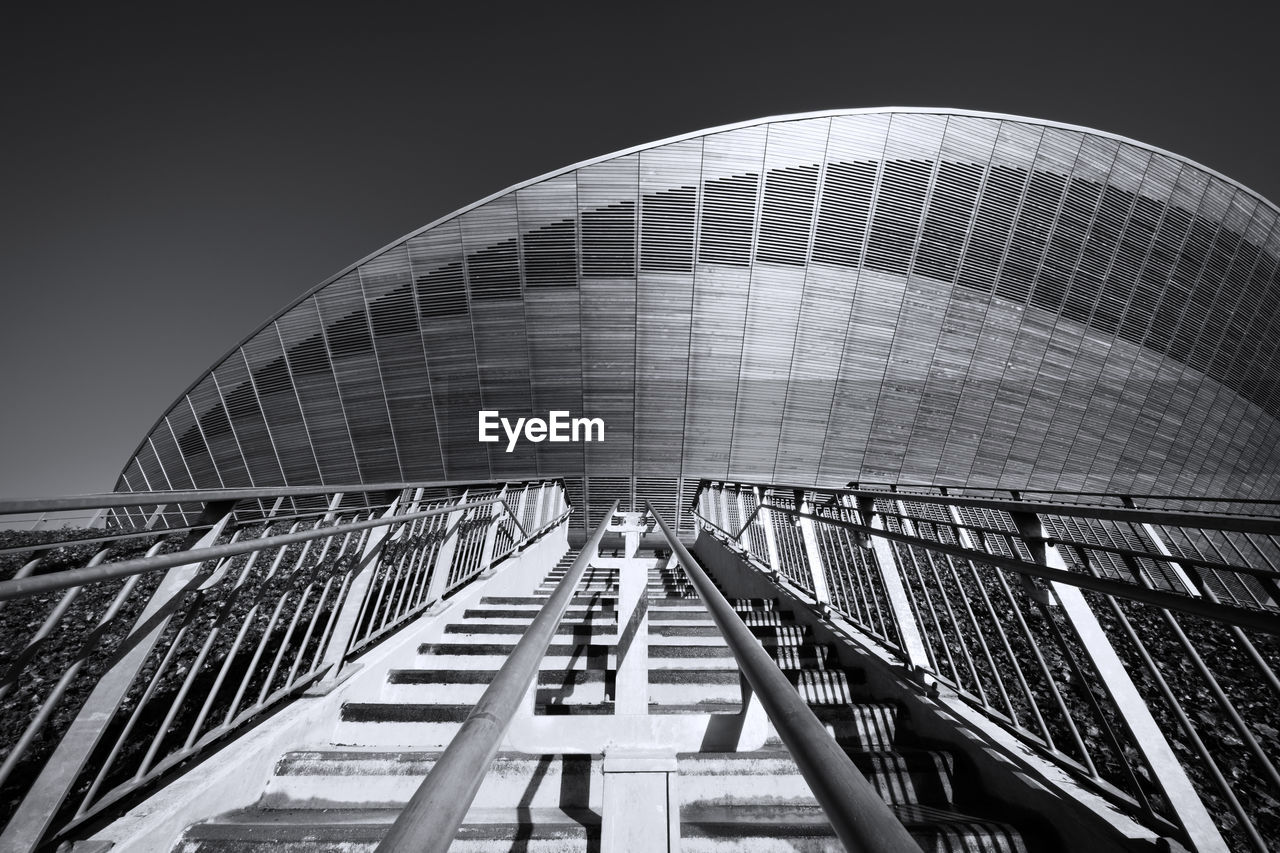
756, 487, 782, 576
797, 494, 832, 607
0, 498, 504, 603
314, 499, 402, 676
648, 503, 919, 852
756, 501, 1280, 636
734, 488, 750, 551
424, 491, 468, 609
855, 497, 932, 674
0, 477, 545, 516
373, 501, 619, 853
477, 487, 507, 576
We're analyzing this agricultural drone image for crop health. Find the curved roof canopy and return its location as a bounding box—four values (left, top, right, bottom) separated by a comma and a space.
118, 108, 1280, 531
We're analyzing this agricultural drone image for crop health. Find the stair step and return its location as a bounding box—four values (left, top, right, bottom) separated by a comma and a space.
532, 584, 616, 591
477, 595, 771, 612
647, 670, 855, 705
647, 644, 834, 669
445, 623, 617, 636
678, 748, 955, 807
538, 582, 618, 590
258, 747, 954, 812
176, 806, 601, 851
680, 803, 1028, 853
643, 610, 792, 626
383, 669, 606, 703
644, 610, 714, 622
650, 624, 809, 641
420, 642, 611, 658
630, 703, 898, 752
463, 607, 617, 620
480, 596, 618, 606
261, 751, 602, 810
341, 703, 616, 724
388, 669, 606, 685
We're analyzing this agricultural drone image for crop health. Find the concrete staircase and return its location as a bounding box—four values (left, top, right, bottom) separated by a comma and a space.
173, 549, 1039, 852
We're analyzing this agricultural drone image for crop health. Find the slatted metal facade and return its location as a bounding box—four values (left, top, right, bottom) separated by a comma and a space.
117, 109, 1280, 533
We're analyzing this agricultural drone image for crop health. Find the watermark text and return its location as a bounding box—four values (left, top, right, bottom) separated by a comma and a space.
479, 411, 605, 452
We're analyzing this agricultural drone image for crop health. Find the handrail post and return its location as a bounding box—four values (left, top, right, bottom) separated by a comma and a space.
1011, 510, 1228, 853
321, 491, 346, 524
372, 501, 619, 853
715, 483, 730, 535
755, 487, 782, 577
701, 486, 716, 530
425, 490, 468, 612
143, 504, 168, 530
0, 502, 234, 853
651, 503, 920, 852
533, 483, 549, 531
513, 486, 530, 542
313, 498, 403, 679
796, 492, 832, 608
477, 486, 507, 577
547, 482, 563, 528
734, 487, 750, 551
403, 487, 424, 516
855, 496, 932, 675
540, 482, 555, 529
1115, 497, 1203, 598
546, 482, 562, 522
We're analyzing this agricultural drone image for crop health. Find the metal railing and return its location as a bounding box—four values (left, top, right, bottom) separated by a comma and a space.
692, 480, 1280, 853
374, 500, 617, 853
647, 503, 920, 851
0, 478, 570, 853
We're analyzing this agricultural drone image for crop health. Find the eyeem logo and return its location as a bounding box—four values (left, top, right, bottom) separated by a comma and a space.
479, 410, 605, 452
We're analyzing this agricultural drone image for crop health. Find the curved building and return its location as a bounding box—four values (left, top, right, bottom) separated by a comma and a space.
116, 108, 1280, 532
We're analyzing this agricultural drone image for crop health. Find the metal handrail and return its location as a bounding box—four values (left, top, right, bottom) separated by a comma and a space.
0, 497, 521, 602
373, 500, 618, 853
0, 480, 571, 852
691, 480, 1280, 534
694, 479, 1280, 852
646, 502, 920, 852
0, 477, 559, 515
696, 503, 1280, 635
849, 483, 1280, 505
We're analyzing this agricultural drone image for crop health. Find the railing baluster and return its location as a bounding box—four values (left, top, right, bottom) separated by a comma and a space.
314, 500, 401, 675
850, 496, 932, 676
796, 493, 832, 608
757, 487, 782, 576
424, 491, 468, 610
476, 485, 507, 576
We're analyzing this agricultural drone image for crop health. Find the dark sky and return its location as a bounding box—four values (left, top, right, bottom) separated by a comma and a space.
2, 3, 1276, 498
